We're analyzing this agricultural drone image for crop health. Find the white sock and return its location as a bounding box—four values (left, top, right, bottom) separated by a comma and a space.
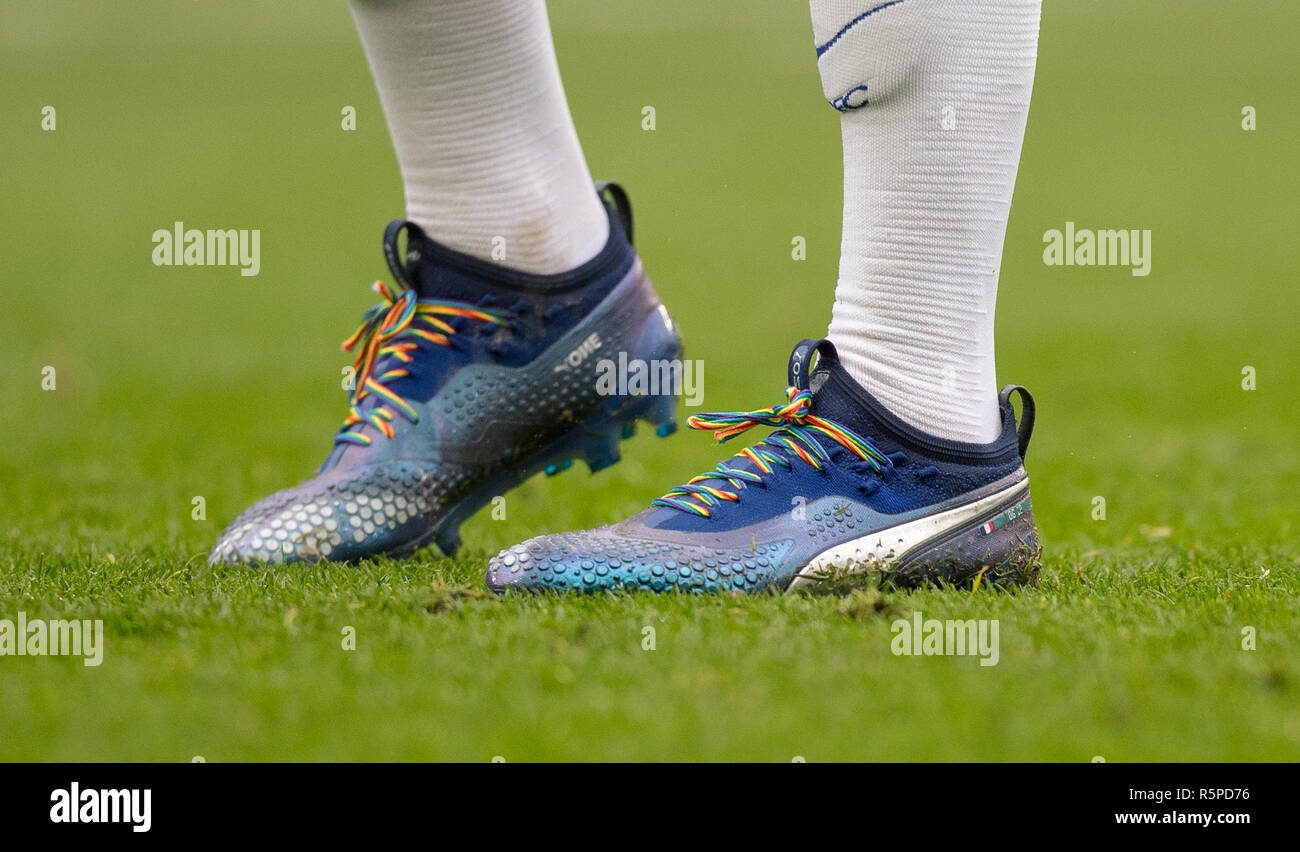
347, 0, 608, 275
810, 0, 1040, 443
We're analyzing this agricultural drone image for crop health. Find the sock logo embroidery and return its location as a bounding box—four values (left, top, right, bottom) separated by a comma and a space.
830, 84, 870, 111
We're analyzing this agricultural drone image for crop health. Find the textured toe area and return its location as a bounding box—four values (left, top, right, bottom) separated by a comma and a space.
486, 529, 795, 594
209, 462, 451, 566
209, 254, 683, 568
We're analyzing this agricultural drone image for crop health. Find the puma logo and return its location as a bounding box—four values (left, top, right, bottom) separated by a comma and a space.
553, 332, 602, 372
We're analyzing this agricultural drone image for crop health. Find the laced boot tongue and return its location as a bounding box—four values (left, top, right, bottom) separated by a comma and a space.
789, 337, 851, 426
790, 337, 1019, 465
789, 337, 893, 441
380, 218, 524, 309
382, 219, 477, 303
381, 220, 426, 295
786, 338, 911, 467
787, 337, 840, 393
649, 342, 892, 518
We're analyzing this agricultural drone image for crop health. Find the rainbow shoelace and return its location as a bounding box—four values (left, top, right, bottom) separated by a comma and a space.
651, 387, 892, 517
335, 280, 507, 447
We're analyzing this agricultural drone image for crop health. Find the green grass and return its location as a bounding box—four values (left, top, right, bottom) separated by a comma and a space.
2, 0, 1298, 761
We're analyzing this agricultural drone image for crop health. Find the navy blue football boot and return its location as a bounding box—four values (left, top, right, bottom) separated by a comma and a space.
487, 338, 1039, 593
210, 183, 682, 566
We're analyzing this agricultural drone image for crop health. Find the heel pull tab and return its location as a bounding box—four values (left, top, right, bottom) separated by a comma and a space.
381, 219, 417, 290
788, 338, 839, 391
999, 384, 1036, 460
595, 181, 634, 245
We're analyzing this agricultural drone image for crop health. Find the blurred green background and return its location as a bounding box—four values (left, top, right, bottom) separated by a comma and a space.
1, 1, 1297, 761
